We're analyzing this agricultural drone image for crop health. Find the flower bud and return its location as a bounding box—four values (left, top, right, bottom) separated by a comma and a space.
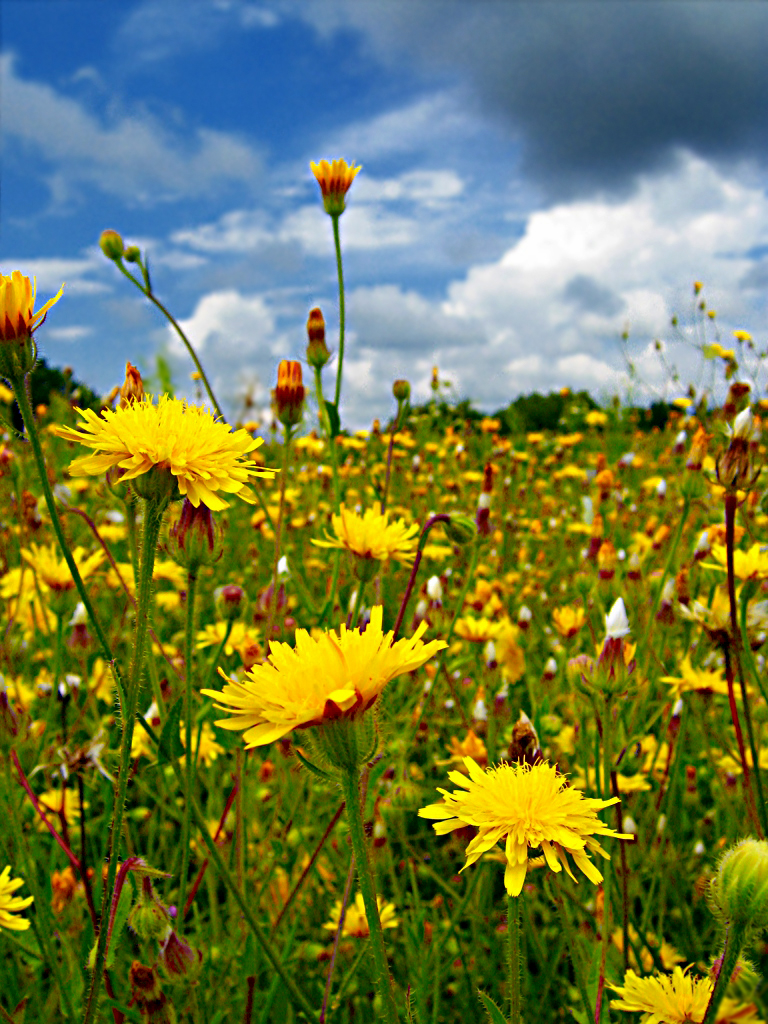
711, 838, 768, 931
215, 584, 247, 622
306, 308, 331, 369
392, 379, 411, 403
119, 361, 144, 407
124, 245, 141, 263
99, 229, 125, 261
444, 513, 476, 545
128, 876, 172, 943
272, 360, 305, 428
167, 499, 222, 571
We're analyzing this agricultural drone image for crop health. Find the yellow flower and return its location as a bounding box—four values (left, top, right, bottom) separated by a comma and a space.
706, 543, 768, 581
312, 505, 419, 564
419, 758, 632, 896
35, 788, 84, 831
21, 543, 104, 593
322, 893, 399, 938
181, 721, 225, 767
0, 866, 34, 931
0, 271, 64, 342
496, 620, 526, 683
608, 966, 712, 1023
553, 605, 586, 639
52, 395, 275, 510
202, 605, 446, 747
455, 616, 500, 644
310, 158, 361, 216
660, 655, 730, 699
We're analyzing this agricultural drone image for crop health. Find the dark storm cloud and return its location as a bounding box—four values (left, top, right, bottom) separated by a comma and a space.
294, 0, 768, 198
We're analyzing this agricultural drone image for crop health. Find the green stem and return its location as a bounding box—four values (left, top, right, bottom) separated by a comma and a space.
702, 922, 747, 1024
178, 569, 198, 921
349, 579, 367, 630
339, 765, 400, 1024
725, 492, 767, 837
551, 877, 593, 1024
331, 214, 346, 411
115, 259, 223, 420
9, 374, 123, 705
507, 893, 522, 1023
81, 495, 167, 1024
597, 700, 614, 1024
313, 365, 341, 512
3, 761, 78, 1024
265, 427, 291, 642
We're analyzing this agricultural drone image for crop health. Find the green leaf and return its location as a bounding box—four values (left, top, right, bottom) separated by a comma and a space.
477, 989, 510, 1024
156, 696, 185, 766
325, 400, 341, 438
295, 748, 333, 782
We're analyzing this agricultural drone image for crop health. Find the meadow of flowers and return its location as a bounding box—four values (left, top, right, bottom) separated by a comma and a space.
1, 160, 768, 1024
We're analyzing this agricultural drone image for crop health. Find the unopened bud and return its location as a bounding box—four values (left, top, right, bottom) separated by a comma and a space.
444, 513, 476, 545
711, 838, 768, 931
99, 229, 125, 261
272, 360, 305, 427
123, 245, 141, 263
306, 308, 331, 369
393, 379, 411, 403
167, 499, 222, 571
128, 876, 172, 942
215, 584, 246, 622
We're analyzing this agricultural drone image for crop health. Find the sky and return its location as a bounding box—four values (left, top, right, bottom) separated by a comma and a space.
3, 0, 768, 430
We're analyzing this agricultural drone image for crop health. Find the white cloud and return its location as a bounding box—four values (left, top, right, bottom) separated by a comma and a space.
46, 326, 93, 343
1, 53, 263, 204
0, 256, 106, 295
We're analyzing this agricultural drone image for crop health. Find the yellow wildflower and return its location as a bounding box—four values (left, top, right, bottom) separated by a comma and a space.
419, 758, 633, 896
0, 866, 34, 931
52, 395, 275, 511
312, 505, 419, 564
322, 893, 399, 938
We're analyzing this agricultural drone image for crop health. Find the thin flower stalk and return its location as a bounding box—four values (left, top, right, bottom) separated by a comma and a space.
724, 491, 767, 836
178, 567, 199, 921
82, 494, 168, 1024
112, 255, 224, 421
264, 425, 292, 643
339, 764, 400, 1024
507, 892, 523, 1024
332, 214, 346, 411
8, 375, 124, 709
2, 761, 78, 1024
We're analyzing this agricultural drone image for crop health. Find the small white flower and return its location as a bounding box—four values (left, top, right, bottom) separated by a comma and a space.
622, 815, 637, 835
543, 656, 558, 678
484, 640, 496, 666
604, 597, 631, 639
656, 479, 667, 498
426, 575, 443, 601
477, 492, 491, 510
277, 555, 290, 579
693, 840, 705, 855
69, 602, 87, 627
581, 495, 594, 525
472, 698, 487, 723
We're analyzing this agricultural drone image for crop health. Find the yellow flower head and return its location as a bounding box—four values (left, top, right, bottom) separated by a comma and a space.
202, 605, 446, 748
312, 505, 419, 564
455, 616, 500, 644
419, 758, 633, 896
52, 395, 275, 511
0, 866, 34, 931
608, 966, 712, 1024
21, 543, 104, 593
310, 158, 361, 216
322, 893, 399, 938
553, 605, 586, 639
0, 271, 64, 343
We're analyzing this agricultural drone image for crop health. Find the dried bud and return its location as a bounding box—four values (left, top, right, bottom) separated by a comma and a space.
306, 308, 331, 369
272, 360, 305, 428
99, 229, 125, 261
119, 361, 144, 407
